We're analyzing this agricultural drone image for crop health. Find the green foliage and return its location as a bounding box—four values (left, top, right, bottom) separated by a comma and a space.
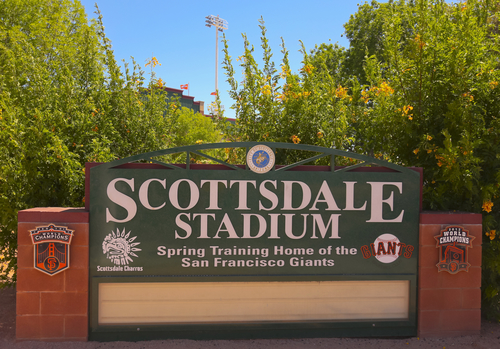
219, 1, 500, 318
220, 17, 353, 165
336, 0, 500, 319
169, 107, 225, 164
344, 2, 500, 318
0, 0, 180, 286
174, 107, 222, 147
342, 0, 399, 84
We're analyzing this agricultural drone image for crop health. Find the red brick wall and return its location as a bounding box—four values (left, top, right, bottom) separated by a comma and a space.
418, 212, 482, 337
17, 208, 89, 341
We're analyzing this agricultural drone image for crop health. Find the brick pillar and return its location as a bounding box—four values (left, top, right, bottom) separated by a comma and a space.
17, 208, 89, 341
418, 212, 482, 337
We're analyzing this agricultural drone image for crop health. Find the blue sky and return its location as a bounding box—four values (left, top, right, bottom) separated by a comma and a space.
79, 0, 368, 118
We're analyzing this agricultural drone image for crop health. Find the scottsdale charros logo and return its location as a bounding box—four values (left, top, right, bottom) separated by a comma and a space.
102, 228, 141, 265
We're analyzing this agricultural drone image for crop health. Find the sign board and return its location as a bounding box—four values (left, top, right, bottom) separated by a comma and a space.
89, 142, 421, 340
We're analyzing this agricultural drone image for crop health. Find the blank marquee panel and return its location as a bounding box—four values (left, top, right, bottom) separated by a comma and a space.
98, 280, 410, 324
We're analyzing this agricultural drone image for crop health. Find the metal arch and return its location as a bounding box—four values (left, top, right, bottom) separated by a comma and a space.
94, 142, 413, 174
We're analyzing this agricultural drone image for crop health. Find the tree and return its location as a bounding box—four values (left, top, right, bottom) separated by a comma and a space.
308, 43, 347, 83
0, 0, 178, 285
342, 0, 402, 84
174, 107, 222, 147
219, 0, 500, 318
341, 0, 500, 318
219, 18, 353, 165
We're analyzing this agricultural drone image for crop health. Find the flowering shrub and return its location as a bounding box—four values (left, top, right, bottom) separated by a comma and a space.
0, 0, 179, 286
217, 1, 500, 318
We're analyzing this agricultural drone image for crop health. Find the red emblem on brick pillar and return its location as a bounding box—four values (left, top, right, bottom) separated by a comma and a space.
30, 224, 74, 276
434, 225, 474, 274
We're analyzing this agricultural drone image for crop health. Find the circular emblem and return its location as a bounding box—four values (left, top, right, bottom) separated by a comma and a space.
449, 261, 459, 273
374, 233, 400, 264
44, 256, 60, 272
247, 145, 275, 174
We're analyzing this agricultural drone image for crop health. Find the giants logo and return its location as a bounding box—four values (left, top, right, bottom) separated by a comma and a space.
360, 233, 414, 264
435, 226, 474, 274
30, 224, 74, 276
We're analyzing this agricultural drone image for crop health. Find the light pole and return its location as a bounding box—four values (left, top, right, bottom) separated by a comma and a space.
205, 15, 228, 98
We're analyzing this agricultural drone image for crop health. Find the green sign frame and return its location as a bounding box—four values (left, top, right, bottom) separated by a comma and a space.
89, 142, 421, 340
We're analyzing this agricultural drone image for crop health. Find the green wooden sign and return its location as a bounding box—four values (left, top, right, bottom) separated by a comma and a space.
89, 142, 421, 340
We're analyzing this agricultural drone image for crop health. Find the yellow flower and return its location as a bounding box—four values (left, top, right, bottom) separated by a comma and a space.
427, 149, 432, 154
486, 230, 496, 240
462, 92, 474, 102
156, 78, 165, 88
317, 131, 324, 139
361, 90, 370, 104
302, 64, 314, 74
427, 135, 433, 141
378, 81, 394, 95
280, 65, 290, 78
489, 81, 498, 89
482, 200, 494, 213
402, 105, 413, 115
414, 34, 425, 49
335, 85, 348, 99
261, 84, 272, 96
145, 56, 161, 68
413, 149, 419, 155
196, 140, 203, 144
291, 135, 301, 144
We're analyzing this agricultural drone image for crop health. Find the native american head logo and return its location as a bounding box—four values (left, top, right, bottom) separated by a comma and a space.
102, 228, 141, 265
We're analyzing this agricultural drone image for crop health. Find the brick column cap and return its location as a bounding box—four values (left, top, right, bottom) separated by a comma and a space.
18, 207, 89, 223
420, 211, 482, 225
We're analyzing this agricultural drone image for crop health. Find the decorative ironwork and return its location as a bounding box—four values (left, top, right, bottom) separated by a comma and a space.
102, 142, 410, 174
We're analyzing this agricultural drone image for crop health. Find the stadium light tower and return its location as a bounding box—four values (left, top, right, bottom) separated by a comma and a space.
205, 15, 228, 97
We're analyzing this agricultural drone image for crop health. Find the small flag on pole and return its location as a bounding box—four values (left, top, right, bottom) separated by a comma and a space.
180, 84, 189, 90
210, 91, 217, 95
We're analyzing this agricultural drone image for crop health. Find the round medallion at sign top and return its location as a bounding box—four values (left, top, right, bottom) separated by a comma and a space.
247, 145, 275, 174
